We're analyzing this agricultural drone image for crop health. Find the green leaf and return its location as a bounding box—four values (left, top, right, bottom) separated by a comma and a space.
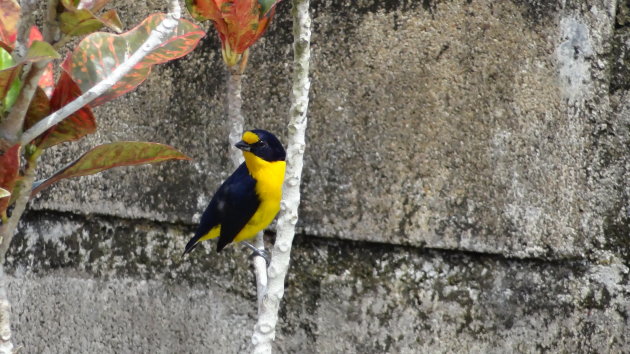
22, 86, 51, 142
258, 0, 281, 16
31, 142, 191, 196
24, 40, 61, 61
0, 187, 9, 199
65, 13, 205, 107
1, 40, 59, 112
0, 47, 21, 111
24, 26, 55, 96
0, 46, 14, 70
60, 9, 105, 37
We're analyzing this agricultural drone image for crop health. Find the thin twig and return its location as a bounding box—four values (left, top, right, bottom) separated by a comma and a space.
20, 0, 182, 146
251, 0, 312, 351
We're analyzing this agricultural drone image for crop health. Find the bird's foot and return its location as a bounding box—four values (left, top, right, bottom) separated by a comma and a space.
242, 241, 271, 266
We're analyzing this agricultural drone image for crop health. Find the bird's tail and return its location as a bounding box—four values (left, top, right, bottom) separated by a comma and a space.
183, 235, 201, 255
183, 226, 219, 256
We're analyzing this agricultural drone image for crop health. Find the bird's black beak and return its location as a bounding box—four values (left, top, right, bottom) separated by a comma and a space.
235, 140, 251, 152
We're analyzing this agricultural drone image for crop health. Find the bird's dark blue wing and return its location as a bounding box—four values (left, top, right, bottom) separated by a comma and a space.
216, 164, 260, 252
184, 163, 259, 254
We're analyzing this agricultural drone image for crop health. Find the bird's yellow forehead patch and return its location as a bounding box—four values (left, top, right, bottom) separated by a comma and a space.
242, 131, 260, 144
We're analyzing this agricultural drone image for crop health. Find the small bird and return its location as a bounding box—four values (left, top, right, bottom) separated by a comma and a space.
183, 129, 286, 262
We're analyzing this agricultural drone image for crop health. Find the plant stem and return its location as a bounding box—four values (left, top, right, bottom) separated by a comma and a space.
0, 148, 39, 263
0, 147, 38, 354
251, 0, 312, 351
0, 61, 49, 148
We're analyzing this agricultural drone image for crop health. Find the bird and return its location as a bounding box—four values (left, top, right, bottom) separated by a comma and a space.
183, 129, 286, 263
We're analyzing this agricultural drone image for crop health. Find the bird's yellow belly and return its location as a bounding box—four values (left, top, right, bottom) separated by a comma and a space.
233, 199, 281, 242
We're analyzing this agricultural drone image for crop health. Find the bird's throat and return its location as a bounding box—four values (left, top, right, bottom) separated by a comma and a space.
242, 151, 286, 199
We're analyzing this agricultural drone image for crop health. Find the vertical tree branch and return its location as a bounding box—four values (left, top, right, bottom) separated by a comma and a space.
0, 149, 38, 264
225, 66, 269, 309
12, 0, 36, 61
251, 0, 311, 351
44, 0, 61, 44
226, 68, 245, 166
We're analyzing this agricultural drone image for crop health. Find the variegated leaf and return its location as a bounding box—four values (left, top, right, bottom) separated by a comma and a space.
65, 13, 204, 107
32, 142, 190, 195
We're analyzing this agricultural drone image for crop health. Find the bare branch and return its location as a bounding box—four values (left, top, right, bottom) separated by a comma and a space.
225, 67, 269, 311
0, 152, 37, 263
12, 0, 36, 61
44, 0, 61, 43
19, 0, 183, 146
227, 71, 245, 166
251, 0, 312, 351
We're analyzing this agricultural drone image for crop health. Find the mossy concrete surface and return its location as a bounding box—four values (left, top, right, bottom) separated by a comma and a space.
8, 211, 630, 353
7, 0, 630, 352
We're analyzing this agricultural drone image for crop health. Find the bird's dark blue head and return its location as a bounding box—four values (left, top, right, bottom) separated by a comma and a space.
235, 129, 286, 162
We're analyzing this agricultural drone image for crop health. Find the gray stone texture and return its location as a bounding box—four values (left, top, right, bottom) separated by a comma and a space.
7, 0, 630, 352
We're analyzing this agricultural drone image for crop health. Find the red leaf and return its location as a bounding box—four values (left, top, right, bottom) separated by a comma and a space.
0, 144, 20, 215
23, 86, 51, 130
186, 0, 280, 54
28, 27, 55, 96
31, 69, 96, 149
32, 142, 191, 196
65, 13, 204, 107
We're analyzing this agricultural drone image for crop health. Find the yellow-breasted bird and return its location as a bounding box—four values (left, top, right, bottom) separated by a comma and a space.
183, 129, 286, 261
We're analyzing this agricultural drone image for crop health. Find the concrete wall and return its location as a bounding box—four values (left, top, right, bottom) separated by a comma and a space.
7, 0, 630, 352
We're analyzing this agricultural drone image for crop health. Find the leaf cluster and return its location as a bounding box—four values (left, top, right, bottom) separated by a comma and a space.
0, 0, 204, 220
